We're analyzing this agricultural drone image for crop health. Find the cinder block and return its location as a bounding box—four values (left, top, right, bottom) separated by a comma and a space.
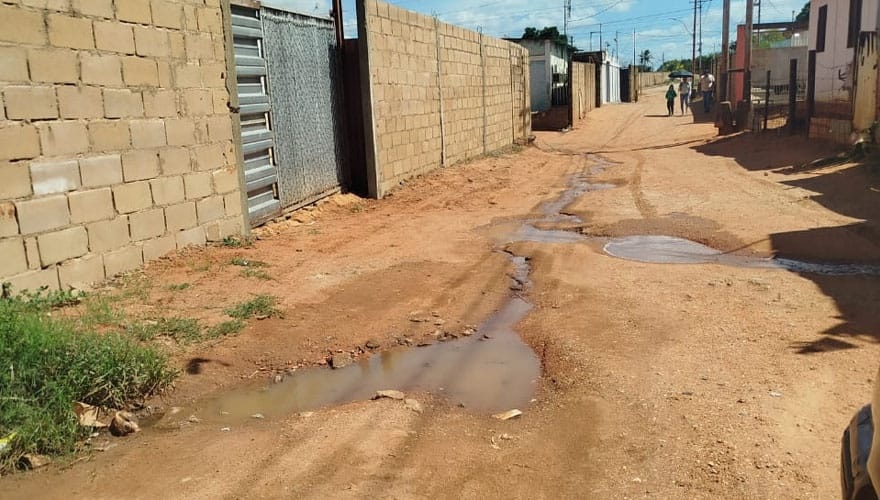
5, 268, 60, 294
183, 4, 197, 30
143, 90, 177, 118
0, 162, 33, 202
122, 56, 159, 87
196, 6, 222, 33
129, 120, 167, 149
182, 89, 212, 115
24, 236, 40, 269
200, 62, 225, 88
38, 121, 89, 156
173, 63, 201, 88
103, 89, 144, 118
115, 0, 151, 24
223, 192, 242, 217
72, 0, 114, 18
158, 147, 190, 175
212, 89, 228, 113
57, 86, 103, 119
164, 118, 195, 146
205, 217, 242, 242
149, 175, 184, 205
183, 172, 212, 199
89, 120, 131, 151
15, 195, 70, 235
80, 154, 123, 187
38, 226, 89, 266
104, 245, 144, 277
0, 126, 40, 162
175, 225, 205, 249
87, 216, 129, 252
0, 202, 18, 237
196, 195, 223, 224
142, 234, 175, 261
169, 31, 185, 58
30, 159, 80, 195
48, 13, 94, 49
129, 208, 165, 241
184, 32, 213, 60
81, 53, 122, 85
0, 238, 28, 278
121, 150, 160, 181
134, 26, 169, 57
157, 60, 172, 87
164, 201, 196, 231
0, 46, 29, 82
28, 48, 78, 83
0, 4, 47, 45
94, 20, 135, 54
59, 254, 105, 289
69, 187, 114, 223
151, 0, 182, 29
191, 143, 225, 171
206, 115, 232, 142
4, 87, 58, 120
211, 166, 238, 194
112, 181, 152, 213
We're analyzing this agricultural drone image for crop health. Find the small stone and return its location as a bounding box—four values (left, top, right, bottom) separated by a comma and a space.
251, 413, 265, 419
20, 454, 51, 470
365, 339, 380, 349
374, 390, 405, 400
220, 427, 231, 432
187, 415, 201, 424
109, 411, 140, 436
274, 374, 284, 384
769, 391, 783, 398
404, 399, 423, 413
330, 353, 353, 369
433, 319, 445, 326
492, 409, 522, 421
298, 412, 314, 418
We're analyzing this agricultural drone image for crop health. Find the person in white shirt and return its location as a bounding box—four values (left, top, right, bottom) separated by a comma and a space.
699, 70, 715, 113
678, 77, 691, 114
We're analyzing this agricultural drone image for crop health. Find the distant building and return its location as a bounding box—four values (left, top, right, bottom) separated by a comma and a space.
573, 50, 621, 105
730, 21, 808, 104
508, 38, 571, 112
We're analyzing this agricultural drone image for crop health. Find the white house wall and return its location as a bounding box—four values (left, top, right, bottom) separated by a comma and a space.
530, 60, 550, 111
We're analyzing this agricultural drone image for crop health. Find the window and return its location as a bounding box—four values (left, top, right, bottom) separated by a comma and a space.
847, 0, 863, 48
817, 5, 828, 52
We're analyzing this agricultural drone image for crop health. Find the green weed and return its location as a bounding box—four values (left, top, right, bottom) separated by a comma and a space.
205, 319, 246, 339
221, 236, 254, 248
239, 268, 272, 280
230, 257, 269, 268
224, 295, 280, 320
166, 283, 191, 291
127, 317, 202, 343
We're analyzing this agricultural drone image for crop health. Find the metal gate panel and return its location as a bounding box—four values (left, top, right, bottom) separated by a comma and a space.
260, 8, 344, 207
231, 6, 281, 226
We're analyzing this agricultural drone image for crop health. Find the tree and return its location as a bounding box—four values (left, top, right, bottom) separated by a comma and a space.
638, 49, 653, 71
795, 2, 809, 23
520, 26, 577, 51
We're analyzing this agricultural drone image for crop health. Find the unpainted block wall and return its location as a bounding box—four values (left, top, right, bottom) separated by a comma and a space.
0, 0, 245, 292
571, 62, 596, 125
359, 0, 531, 197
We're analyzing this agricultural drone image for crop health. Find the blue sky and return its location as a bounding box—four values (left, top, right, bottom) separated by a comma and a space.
262, 0, 810, 66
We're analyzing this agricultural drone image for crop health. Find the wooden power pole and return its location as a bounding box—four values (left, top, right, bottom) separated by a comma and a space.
720, 0, 730, 102
692, 0, 698, 74
744, 0, 754, 102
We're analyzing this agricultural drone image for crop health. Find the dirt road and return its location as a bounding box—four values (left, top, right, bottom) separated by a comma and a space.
7, 87, 880, 499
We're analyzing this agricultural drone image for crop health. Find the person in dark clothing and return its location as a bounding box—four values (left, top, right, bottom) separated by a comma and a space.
665, 84, 677, 116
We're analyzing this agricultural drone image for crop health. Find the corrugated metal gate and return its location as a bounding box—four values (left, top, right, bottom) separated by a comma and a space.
230, 5, 344, 227
231, 6, 281, 225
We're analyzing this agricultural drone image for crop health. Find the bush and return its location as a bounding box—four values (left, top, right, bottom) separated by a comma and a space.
0, 293, 176, 470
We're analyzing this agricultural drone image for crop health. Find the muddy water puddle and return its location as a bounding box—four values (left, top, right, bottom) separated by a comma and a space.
604, 235, 880, 276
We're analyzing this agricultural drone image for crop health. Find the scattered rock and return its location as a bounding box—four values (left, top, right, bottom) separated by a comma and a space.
109, 411, 140, 436
433, 319, 445, 326
73, 402, 109, 428
330, 353, 353, 369
187, 415, 201, 424
220, 427, 231, 432
20, 454, 50, 470
374, 390, 405, 400
365, 339, 381, 349
404, 399, 423, 413
481, 334, 493, 341
298, 412, 314, 418
251, 413, 265, 419
274, 374, 284, 384
769, 391, 783, 398
417, 341, 434, 347
461, 327, 476, 336
492, 409, 523, 421
499, 433, 513, 440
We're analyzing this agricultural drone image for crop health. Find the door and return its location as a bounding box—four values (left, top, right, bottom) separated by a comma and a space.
231, 6, 282, 226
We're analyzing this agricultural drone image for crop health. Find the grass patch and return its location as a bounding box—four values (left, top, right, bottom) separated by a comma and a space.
239, 268, 272, 280
127, 317, 202, 343
0, 292, 175, 471
166, 283, 191, 291
221, 236, 254, 248
224, 295, 280, 320
230, 257, 269, 268
205, 319, 246, 339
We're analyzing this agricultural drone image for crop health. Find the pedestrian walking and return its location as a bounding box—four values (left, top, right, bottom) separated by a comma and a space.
678, 77, 691, 114
665, 84, 677, 116
699, 70, 715, 113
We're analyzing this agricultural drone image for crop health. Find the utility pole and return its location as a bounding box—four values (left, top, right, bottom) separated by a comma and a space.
720, 0, 730, 102
633, 28, 636, 68
692, 0, 697, 74
745, 0, 754, 102
614, 30, 619, 60
755, 0, 762, 46
599, 24, 603, 54
563, 0, 571, 44
698, 0, 703, 72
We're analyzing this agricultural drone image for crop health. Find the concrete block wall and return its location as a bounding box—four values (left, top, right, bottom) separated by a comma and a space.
0, 0, 245, 292
359, 0, 531, 198
571, 62, 596, 125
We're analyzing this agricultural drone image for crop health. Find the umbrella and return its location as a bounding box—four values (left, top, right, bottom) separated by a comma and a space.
668, 70, 694, 79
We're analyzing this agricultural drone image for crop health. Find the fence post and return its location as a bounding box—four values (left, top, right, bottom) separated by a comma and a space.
763, 70, 770, 130
788, 58, 797, 134
480, 32, 487, 154
434, 17, 446, 167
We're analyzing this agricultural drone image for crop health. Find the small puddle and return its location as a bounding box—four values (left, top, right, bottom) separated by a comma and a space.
188, 257, 540, 424
604, 235, 880, 276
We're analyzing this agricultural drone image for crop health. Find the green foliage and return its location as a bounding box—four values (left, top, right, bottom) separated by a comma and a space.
224, 295, 280, 320
521, 26, 577, 51
239, 268, 272, 281
230, 257, 269, 268
205, 319, 246, 339
166, 283, 191, 291
127, 317, 202, 343
0, 295, 176, 470
796, 2, 810, 23
221, 236, 254, 248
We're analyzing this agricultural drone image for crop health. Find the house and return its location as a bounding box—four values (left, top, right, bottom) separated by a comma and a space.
730, 21, 809, 104
574, 50, 622, 105
806, 0, 880, 143
508, 38, 571, 112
